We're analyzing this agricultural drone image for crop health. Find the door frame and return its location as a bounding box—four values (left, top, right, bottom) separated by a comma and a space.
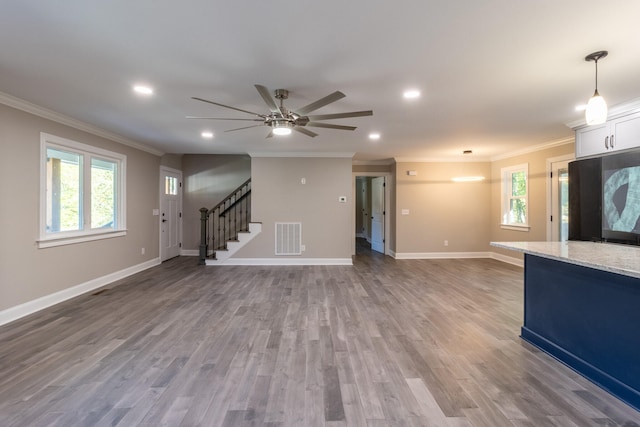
352, 172, 392, 256
159, 166, 183, 261
546, 153, 574, 241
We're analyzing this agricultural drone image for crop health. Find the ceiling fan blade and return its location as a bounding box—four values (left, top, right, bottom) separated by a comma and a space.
224, 124, 265, 133
306, 122, 357, 131
255, 85, 283, 116
296, 91, 346, 115
306, 110, 373, 121
186, 116, 263, 121
293, 127, 318, 138
192, 97, 266, 118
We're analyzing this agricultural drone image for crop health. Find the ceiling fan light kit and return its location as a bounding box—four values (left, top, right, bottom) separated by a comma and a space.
584, 50, 608, 126
189, 84, 372, 138
272, 121, 293, 135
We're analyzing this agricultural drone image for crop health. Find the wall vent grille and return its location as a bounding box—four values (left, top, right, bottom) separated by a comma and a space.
275, 222, 302, 255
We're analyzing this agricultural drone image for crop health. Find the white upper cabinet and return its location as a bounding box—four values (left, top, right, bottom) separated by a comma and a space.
575, 111, 640, 158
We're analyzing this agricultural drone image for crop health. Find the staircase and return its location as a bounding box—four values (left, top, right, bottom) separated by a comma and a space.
199, 179, 261, 265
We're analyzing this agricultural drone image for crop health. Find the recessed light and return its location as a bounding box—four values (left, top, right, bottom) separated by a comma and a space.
403, 90, 421, 99
369, 132, 381, 140
133, 85, 153, 95
201, 131, 214, 139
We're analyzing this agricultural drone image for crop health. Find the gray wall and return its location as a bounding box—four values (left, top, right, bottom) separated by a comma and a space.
0, 103, 160, 312
236, 156, 352, 259
181, 154, 251, 251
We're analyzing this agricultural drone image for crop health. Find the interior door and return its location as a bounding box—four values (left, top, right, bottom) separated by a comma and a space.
361, 178, 369, 239
551, 160, 569, 241
160, 168, 182, 261
371, 176, 385, 253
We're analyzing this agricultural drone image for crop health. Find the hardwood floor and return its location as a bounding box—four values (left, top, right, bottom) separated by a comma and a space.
1, 247, 639, 426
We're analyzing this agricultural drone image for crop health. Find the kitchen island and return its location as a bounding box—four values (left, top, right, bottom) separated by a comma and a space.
491, 241, 640, 412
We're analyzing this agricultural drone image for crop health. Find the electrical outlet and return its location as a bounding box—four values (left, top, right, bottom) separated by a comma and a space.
301, 244, 306, 251
141, 247, 146, 255
444, 240, 448, 247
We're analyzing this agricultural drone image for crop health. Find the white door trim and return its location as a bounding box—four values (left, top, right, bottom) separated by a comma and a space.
352, 172, 393, 256
546, 153, 574, 241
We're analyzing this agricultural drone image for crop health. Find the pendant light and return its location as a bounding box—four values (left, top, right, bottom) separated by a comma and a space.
584, 51, 608, 126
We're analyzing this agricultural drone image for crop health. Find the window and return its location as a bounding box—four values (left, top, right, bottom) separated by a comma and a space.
165, 175, 178, 195
501, 163, 529, 230
39, 133, 126, 247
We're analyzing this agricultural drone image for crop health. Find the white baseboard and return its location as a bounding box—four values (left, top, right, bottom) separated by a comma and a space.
0, 258, 160, 327
489, 251, 524, 267
208, 258, 353, 266
392, 251, 491, 260
181, 249, 199, 256
390, 250, 524, 268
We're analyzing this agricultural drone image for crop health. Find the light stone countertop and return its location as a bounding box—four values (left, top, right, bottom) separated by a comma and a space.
490, 241, 640, 279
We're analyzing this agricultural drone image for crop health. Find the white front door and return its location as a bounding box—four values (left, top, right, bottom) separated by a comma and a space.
371, 176, 385, 253
551, 160, 570, 241
160, 167, 182, 261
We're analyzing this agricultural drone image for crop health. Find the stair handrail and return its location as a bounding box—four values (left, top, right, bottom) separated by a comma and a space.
206, 178, 251, 216
219, 190, 251, 217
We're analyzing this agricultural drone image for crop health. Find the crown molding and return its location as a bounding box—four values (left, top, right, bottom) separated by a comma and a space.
394, 156, 491, 163
248, 151, 355, 158
352, 158, 395, 165
490, 136, 574, 161
0, 91, 164, 157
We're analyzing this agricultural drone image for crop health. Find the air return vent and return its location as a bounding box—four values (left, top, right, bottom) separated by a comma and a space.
275, 222, 302, 255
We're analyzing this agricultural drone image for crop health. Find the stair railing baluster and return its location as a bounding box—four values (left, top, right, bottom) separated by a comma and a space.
199, 178, 251, 264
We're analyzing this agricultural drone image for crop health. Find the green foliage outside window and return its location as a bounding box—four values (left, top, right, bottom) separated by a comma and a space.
47, 150, 118, 233
58, 159, 81, 231
91, 159, 116, 229
510, 171, 527, 224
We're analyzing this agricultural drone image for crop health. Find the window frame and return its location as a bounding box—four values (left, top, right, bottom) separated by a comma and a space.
38, 133, 127, 248
500, 163, 530, 231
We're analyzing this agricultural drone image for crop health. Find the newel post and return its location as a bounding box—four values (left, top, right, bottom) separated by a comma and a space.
199, 207, 209, 265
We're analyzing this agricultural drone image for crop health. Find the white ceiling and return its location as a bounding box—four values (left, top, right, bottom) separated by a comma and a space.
2, 1, 640, 161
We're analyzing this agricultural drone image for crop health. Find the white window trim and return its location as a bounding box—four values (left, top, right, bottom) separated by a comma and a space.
500, 163, 530, 230
38, 133, 127, 248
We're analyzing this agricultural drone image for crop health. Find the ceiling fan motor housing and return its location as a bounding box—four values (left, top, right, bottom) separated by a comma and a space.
274, 89, 289, 100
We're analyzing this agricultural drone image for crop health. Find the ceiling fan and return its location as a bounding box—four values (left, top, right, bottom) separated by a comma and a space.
187, 85, 373, 138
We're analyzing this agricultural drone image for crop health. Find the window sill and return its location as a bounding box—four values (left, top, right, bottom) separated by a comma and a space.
37, 230, 127, 249
500, 224, 531, 232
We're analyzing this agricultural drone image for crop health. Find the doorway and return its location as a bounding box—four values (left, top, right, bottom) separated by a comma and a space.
353, 173, 391, 255
547, 155, 573, 241
160, 166, 182, 261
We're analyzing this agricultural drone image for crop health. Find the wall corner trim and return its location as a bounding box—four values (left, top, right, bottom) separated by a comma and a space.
0, 258, 161, 327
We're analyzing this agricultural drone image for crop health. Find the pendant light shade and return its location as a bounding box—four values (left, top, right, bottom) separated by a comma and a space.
584, 51, 608, 126
585, 90, 607, 125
